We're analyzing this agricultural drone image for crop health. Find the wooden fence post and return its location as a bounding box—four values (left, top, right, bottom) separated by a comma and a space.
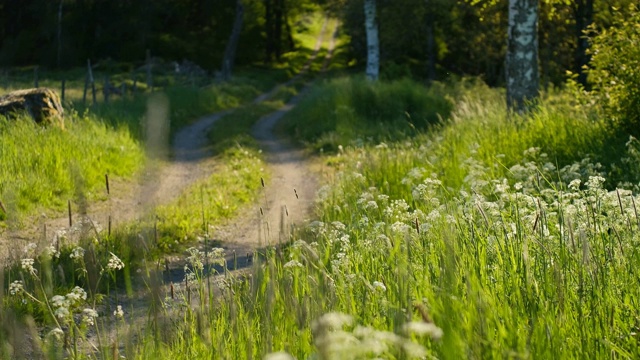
103, 76, 110, 104
87, 59, 97, 105
146, 49, 153, 92
61, 79, 66, 102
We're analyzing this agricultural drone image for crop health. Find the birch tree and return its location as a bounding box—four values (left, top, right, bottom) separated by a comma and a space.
364, 0, 379, 81
506, 0, 539, 113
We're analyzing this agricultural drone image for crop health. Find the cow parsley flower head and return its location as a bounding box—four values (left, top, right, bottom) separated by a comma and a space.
114, 305, 124, 319
372, 281, 387, 292
70, 246, 85, 261
66, 286, 87, 305
43, 245, 60, 259
9, 280, 24, 296
586, 176, 605, 190
283, 260, 303, 269
107, 252, 125, 271
82, 308, 99, 326
21, 258, 37, 277
403, 321, 444, 340
54, 306, 70, 320
568, 179, 581, 191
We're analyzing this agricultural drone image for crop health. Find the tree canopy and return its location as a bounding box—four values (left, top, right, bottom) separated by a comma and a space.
0, 0, 636, 88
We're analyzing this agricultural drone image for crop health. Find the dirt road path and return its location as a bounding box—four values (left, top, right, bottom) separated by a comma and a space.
0, 19, 333, 267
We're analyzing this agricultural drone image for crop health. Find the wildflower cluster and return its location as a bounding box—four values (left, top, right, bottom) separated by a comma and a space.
50, 286, 88, 321
310, 312, 438, 359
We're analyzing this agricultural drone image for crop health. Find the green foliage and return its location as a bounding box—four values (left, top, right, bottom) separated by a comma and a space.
0, 113, 144, 217
281, 76, 453, 152
588, 5, 640, 136
131, 80, 640, 359
154, 146, 266, 251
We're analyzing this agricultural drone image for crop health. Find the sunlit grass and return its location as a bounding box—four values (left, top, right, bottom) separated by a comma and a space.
13, 16, 640, 360
153, 145, 267, 252
0, 113, 144, 220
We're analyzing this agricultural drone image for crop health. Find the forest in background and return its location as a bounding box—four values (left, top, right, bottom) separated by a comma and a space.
0, 0, 637, 87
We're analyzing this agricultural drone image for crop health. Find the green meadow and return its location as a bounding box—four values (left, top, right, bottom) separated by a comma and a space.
3, 5, 640, 360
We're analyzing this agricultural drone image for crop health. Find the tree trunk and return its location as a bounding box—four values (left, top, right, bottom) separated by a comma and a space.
424, 0, 437, 82
57, 0, 63, 68
221, 0, 244, 81
274, 0, 284, 60
364, 0, 380, 81
506, 0, 539, 113
265, 0, 274, 63
573, 0, 594, 88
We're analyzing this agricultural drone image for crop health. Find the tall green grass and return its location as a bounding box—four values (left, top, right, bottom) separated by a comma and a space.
0, 114, 144, 219
280, 77, 453, 152
8, 63, 639, 359
126, 79, 640, 359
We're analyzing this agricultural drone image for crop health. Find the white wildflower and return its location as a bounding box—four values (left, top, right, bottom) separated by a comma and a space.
43, 245, 60, 259
21, 258, 37, 277
184, 268, 197, 283
365, 200, 379, 210
54, 306, 69, 320
9, 280, 24, 296
185, 247, 204, 271
50, 295, 68, 308
403, 321, 444, 340
114, 305, 124, 319
207, 247, 226, 266
263, 352, 295, 360
372, 281, 387, 292
45, 328, 65, 342
283, 260, 303, 269
586, 176, 605, 190
402, 341, 428, 358
107, 252, 125, 271
312, 312, 353, 334
568, 179, 581, 191
391, 221, 411, 234
82, 308, 99, 326
66, 286, 87, 305
70, 246, 85, 261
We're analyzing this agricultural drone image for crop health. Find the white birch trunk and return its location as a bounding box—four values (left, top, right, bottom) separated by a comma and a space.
364, 0, 379, 81
506, 0, 539, 113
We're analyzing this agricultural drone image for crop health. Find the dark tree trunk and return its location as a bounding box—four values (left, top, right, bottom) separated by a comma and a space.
424, 1, 437, 82
265, 0, 274, 63
221, 0, 244, 81
506, 0, 539, 113
573, 0, 594, 88
273, 0, 284, 60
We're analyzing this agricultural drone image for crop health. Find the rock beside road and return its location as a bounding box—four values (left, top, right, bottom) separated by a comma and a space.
0, 88, 64, 127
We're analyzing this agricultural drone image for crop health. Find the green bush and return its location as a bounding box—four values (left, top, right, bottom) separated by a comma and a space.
588, 5, 640, 135
282, 77, 453, 152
